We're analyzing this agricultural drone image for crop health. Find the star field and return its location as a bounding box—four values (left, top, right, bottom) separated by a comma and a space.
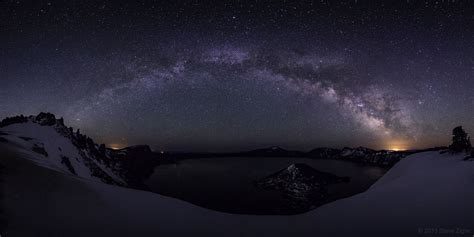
1, 1, 473, 151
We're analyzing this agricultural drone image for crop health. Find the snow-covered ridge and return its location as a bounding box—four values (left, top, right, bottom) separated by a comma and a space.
244, 145, 426, 166
2, 141, 472, 236
0, 112, 159, 189
306, 146, 440, 166
1, 114, 472, 235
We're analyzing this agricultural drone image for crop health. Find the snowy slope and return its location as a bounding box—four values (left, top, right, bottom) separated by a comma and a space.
306, 151, 474, 236
0, 113, 160, 190
1, 132, 472, 237
1, 122, 124, 184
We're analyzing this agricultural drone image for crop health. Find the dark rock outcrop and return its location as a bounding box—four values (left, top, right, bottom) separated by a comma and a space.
60, 156, 77, 175
111, 145, 160, 190
34, 112, 57, 126
0, 115, 28, 128
32, 144, 48, 157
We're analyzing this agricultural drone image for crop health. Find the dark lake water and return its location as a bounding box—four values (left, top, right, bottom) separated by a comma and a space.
146, 157, 388, 215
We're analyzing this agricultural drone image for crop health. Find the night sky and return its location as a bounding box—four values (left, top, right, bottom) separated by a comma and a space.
1, 1, 473, 152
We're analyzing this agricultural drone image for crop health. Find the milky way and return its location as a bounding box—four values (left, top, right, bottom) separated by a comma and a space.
1, 1, 473, 151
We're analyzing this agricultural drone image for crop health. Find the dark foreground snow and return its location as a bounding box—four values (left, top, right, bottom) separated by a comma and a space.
0, 127, 473, 236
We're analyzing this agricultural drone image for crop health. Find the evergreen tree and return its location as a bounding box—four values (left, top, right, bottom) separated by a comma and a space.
449, 126, 472, 153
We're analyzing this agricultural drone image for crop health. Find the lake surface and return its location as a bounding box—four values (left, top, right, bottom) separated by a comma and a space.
146, 157, 388, 215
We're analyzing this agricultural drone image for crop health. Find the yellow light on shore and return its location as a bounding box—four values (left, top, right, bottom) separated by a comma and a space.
386, 140, 409, 151
108, 143, 127, 150
389, 147, 405, 151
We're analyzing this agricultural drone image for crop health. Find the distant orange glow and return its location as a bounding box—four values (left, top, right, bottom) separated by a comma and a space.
108, 143, 127, 150
386, 140, 409, 151
389, 147, 406, 151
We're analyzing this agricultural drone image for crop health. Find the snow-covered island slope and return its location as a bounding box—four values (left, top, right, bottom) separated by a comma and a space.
0, 116, 473, 236
256, 163, 350, 213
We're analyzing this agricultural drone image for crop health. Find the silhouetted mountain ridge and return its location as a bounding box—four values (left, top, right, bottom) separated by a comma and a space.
0, 113, 449, 172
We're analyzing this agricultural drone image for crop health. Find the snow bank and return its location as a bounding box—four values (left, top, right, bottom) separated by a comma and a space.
1, 131, 472, 236
1, 123, 99, 179
0, 122, 127, 185
305, 151, 474, 236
